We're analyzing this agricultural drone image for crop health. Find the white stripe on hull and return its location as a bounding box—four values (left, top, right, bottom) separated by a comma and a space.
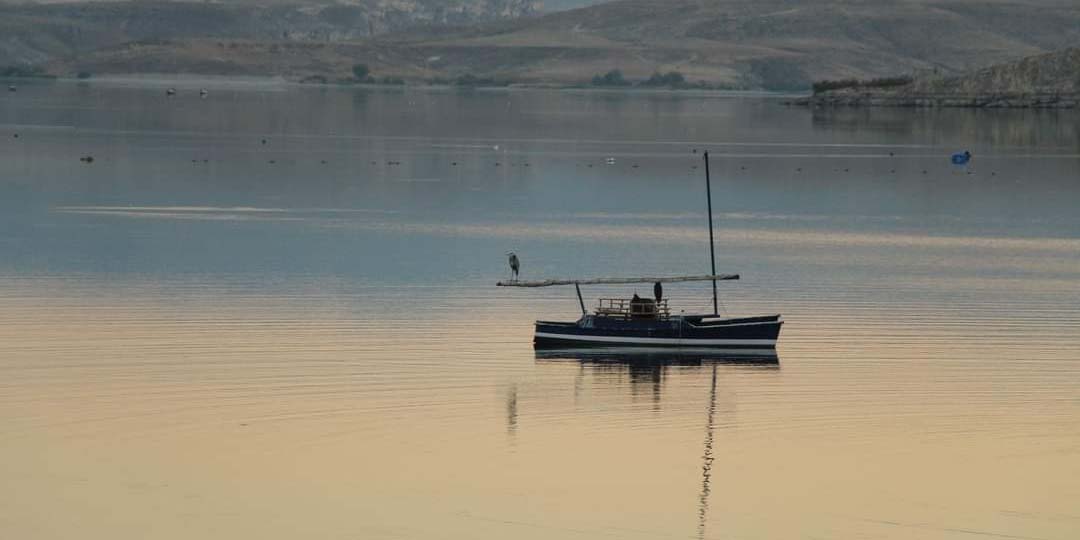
696, 316, 783, 327
534, 332, 777, 347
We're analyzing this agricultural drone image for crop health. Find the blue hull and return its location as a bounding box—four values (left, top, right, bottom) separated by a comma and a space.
534, 314, 782, 348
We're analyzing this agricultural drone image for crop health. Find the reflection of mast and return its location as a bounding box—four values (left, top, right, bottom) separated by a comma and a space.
697, 364, 718, 539
506, 386, 518, 440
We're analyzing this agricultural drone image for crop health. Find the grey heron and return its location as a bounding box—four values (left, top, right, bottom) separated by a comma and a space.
506, 251, 520, 281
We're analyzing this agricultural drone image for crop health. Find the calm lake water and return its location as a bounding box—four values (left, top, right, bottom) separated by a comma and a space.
2, 80, 1079, 539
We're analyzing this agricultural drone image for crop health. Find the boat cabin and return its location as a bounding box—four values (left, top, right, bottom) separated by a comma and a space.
595, 297, 671, 320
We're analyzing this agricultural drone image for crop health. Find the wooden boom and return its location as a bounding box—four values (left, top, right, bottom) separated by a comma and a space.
497, 274, 739, 287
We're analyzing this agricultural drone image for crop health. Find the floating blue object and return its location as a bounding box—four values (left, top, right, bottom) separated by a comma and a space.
951, 151, 972, 165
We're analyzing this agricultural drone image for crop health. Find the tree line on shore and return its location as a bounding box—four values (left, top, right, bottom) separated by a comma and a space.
810, 76, 913, 94
590, 69, 721, 90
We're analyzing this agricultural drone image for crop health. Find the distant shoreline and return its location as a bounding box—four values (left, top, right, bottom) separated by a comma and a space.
4, 74, 801, 98
13, 73, 1078, 108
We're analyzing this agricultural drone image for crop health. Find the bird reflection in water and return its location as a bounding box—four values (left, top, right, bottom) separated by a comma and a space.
534, 347, 779, 539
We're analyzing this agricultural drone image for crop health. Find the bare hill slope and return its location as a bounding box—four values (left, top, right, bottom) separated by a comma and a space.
390, 0, 1080, 88
0, 0, 539, 65
6, 0, 1080, 89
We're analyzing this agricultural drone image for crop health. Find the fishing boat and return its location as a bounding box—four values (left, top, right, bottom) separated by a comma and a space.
499, 152, 783, 349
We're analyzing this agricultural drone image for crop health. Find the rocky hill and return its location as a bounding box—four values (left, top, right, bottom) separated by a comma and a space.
801, 47, 1080, 107
5, 0, 1080, 89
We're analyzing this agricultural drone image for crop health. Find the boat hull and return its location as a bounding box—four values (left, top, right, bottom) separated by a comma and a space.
534, 314, 782, 348
534, 347, 779, 365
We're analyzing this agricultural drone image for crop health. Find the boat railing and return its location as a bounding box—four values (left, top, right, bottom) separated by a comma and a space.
595, 298, 671, 320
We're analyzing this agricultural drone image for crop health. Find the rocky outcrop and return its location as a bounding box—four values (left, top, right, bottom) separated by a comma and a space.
798, 48, 1080, 108
798, 93, 1078, 109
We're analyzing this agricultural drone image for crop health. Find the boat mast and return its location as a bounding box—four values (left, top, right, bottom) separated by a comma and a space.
704, 152, 719, 315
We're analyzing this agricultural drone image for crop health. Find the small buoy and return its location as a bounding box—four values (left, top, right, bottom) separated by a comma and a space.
269, 160, 276, 164
261, 139, 267, 145
199, 89, 208, 98
12, 133, 18, 138
451, 162, 457, 166
495, 162, 500, 166
631, 164, 639, 168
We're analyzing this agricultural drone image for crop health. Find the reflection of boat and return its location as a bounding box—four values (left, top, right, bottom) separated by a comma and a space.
500, 152, 783, 348
534, 347, 779, 366
533, 346, 777, 539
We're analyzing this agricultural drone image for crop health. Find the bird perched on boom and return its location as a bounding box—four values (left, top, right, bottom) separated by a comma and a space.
506, 251, 520, 281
